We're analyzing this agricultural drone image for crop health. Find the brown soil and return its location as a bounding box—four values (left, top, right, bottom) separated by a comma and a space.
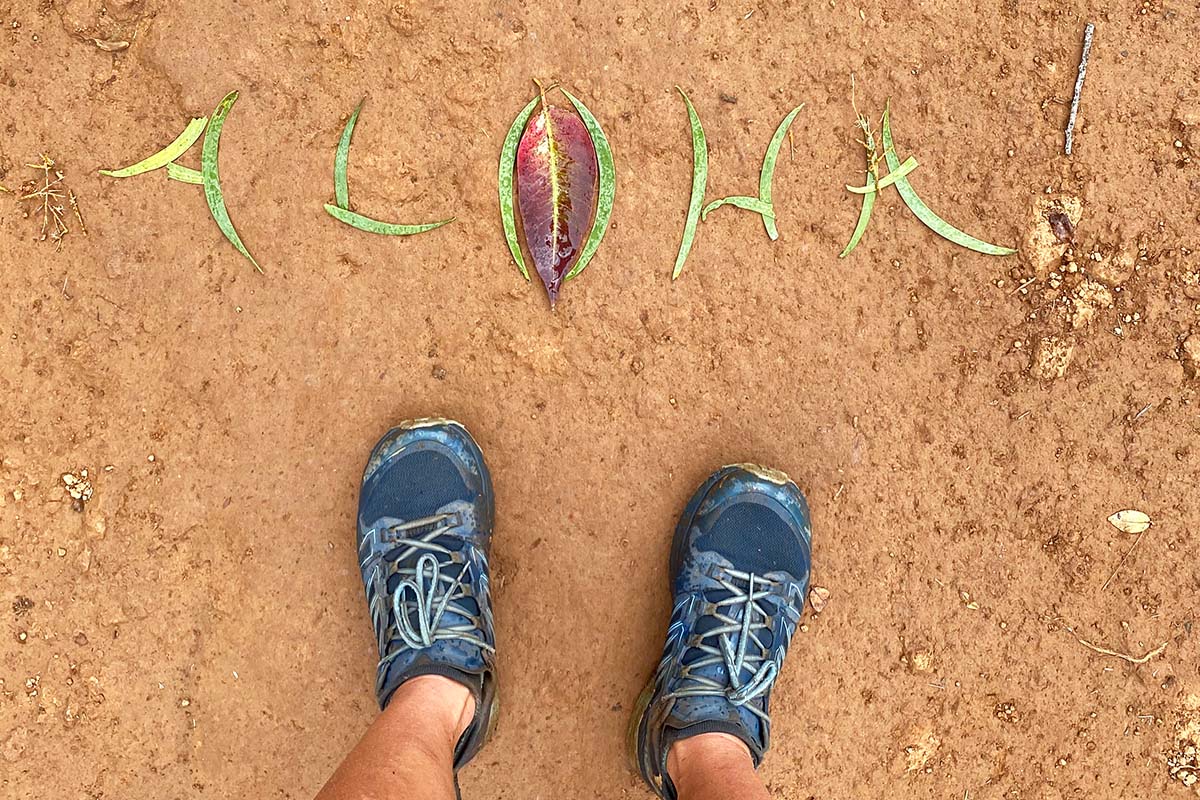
3, 2, 1199, 799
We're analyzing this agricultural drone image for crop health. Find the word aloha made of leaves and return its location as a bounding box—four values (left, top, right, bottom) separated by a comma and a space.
102, 87, 1016, 305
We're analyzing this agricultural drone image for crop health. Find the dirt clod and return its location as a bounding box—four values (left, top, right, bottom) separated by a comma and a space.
1022, 195, 1083, 276
1031, 335, 1075, 381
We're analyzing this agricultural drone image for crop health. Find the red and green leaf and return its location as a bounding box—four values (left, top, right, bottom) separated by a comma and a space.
516, 101, 599, 306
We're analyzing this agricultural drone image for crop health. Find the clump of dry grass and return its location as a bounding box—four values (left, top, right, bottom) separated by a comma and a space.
17, 154, 85, 249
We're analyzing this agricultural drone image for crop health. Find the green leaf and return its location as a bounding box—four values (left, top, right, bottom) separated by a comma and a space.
845, 155, 919, 193
165, 163, 204, 185
561, 89, 616, 283
839, 165, 876, 258
335, 98, 364, 210
673, 86, 708, 280
324, 203, 454, 235
499, 95, 540, 281
201, 91, 263, 273
99, 116, 209, 178
881, 103, 1017, 256
701, 195, 777, 221
758, 103, 804, 240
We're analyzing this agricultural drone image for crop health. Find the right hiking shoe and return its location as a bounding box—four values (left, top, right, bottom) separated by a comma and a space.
356, 418, 498, 774
631, 464, 813, 799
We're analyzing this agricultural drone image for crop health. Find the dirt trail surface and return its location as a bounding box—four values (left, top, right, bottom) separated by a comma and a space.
3, 1, 1200, 798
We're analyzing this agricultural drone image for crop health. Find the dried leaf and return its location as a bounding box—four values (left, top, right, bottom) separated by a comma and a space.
99, 116, 209, 178
515, 97, 599, 306
165, 163, 203, 185
334, 98, 364, 210
758, 103, 804, 240
324, 203, 453, 236
881, 103, 1017, 256
1107, 509, 1151, 534
1046, 210, 1075, 243
498, 96, 541, 281
92, 38, 129, 52
701, 195, 776, 221
560, 89, 615, 283
201, 91, 262, 273
845, 155, 919, 193
673, 87, 708, 280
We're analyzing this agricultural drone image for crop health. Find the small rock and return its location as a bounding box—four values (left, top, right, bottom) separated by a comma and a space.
1181, 333, 1200, 380
808, 586, 831, 614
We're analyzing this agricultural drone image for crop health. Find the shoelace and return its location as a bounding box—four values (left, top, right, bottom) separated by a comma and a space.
665, 569, 786, 722
364, 512, 495, 679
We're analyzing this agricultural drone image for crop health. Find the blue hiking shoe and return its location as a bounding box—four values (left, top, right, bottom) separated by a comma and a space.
631, 464, 813, 799
356, 418, 498, 771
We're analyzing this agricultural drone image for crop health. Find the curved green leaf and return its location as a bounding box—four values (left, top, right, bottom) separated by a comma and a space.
324, 203, 453, 235
202, 91, 262, 273
881, 103, 1016, 256
99, 116, 209, 178
701, 195, 777, 221
561, 89, 616, 283
335, 98, 364, 210
759, 103, 804, 240
166, 163, 204, 185
845, 155, 919, 193
499, 95, 540, 281
673, 87, 708, 280
839, 169, 876, 258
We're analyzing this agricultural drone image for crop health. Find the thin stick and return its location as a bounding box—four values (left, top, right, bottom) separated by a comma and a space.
1101, 529, 1146, 590
1065, 22, 1095, 155
1077, 638, 1167, 664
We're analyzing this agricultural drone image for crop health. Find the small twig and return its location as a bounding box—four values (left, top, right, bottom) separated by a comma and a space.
1101, 529, 1146, 590
1009, 276, 1038, 295
1065, 22, 1095, 155
1131, 403, 1153, 424
1077, 638, 1167, 664
69, 190, 87, 236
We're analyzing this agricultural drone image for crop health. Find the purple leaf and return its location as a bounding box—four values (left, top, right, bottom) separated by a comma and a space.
516, 104, 599, 306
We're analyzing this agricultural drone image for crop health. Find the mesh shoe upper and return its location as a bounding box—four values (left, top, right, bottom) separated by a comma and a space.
634, 464, 812, 799
356, 419, 498, 771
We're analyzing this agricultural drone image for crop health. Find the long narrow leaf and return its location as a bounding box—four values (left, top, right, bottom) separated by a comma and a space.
673, 87, 708, 280
99, 116, 209, 178
561, 89, 615, 282
845, 155, 919, 193
839, 168, 876, 258
165, 163, 204, 185
202, 91, 262, 273
324, 203, 453, 235
499, 96, 541, 281
881, 103, 1017, 256
335, 98, 364, 210
758, 103, 804, 240
701, 195, 777, 221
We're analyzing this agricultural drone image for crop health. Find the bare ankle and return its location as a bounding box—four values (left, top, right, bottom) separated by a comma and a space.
667, 732, 754, 784
387, 675, 477, 750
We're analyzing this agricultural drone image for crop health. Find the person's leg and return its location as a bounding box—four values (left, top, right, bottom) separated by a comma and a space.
667, 733, 770, 800
631, 463, 813, 800
316, 419, 499, 800
316, 676, 475, 800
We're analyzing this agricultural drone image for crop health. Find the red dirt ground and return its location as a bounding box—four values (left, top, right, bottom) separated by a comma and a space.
3, 1, 1200, 798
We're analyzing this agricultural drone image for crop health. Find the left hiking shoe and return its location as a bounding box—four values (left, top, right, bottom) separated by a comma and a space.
356, 418, 498, 771
631, 464, 813, 799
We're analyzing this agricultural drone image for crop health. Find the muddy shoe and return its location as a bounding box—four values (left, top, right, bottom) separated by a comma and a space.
357, 418, 498, 771
631, 464, 813, 799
